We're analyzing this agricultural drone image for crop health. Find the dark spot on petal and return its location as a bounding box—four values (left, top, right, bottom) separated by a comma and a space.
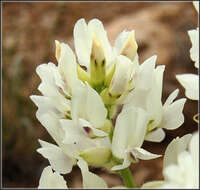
83, 126, 91, 134
130, 152, 137, 162
80, 64, 87, 71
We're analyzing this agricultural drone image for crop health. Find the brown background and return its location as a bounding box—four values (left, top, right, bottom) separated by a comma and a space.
2, 1, 199, 188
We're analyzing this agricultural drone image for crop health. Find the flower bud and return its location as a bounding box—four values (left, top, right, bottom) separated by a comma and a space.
90, 35, 106, 87
55, 40, 61, 62
79, 147, 112, 167
120, 31, 138, 61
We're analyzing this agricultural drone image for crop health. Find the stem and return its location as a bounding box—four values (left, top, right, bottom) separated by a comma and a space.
119, 167, 136, 188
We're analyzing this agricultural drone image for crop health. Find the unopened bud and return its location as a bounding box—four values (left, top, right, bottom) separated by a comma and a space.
120, 31, 138, 61
90, 35, 106, 87
55, 40, 61, 62
79, 147, 112, 167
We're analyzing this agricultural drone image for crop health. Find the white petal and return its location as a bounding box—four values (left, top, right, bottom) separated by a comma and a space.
163, 134, 192, 169
134, 55, 156, 91
163, 89, 179, 107
77, 159, 108, 188
145, 128, 166, 142
37, 140, 74, 174
37, 82, 57, 97
145, 65, 165, 129
58, 42, 78, 91
60, 119, 85, 144
88, 18, 113, 67
36, 63, 64, 97
114, 30, 130, 55
161, 98, 186, 130
176, 74, 199, 100
79, 118, 108, 137
131, 147, 161, 160
163, 151, 194, 188
188, 28, 199, 69
141, 181, 164, 189
38, 166, 68, 188
189, 132, 199, 187
189, 132, 199, 168
151, 65, 165, 101
109, 55, 133, 95
112, 106, 148, 159
114, 30, 137, 61
71, 81, 87, 122
60, 119, 95, 150
30, 95, 69, 118
74, 18, 92, 69
86, 83, 107, 128
193, 1, 199, 13
123, 88, 148, 110
30, 95, 54, 112
36, 62, 57, 85
36, 112, 64, 145
162, 164, 183, 187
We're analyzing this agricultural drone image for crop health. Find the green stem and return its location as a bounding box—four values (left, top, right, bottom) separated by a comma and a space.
119, 167, 136, 188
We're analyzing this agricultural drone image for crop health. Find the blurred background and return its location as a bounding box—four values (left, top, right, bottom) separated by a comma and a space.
2, 1, 199, 188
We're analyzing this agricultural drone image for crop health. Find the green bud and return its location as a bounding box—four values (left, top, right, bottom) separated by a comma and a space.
90, 36, 106, 87
79, 147, 112, 167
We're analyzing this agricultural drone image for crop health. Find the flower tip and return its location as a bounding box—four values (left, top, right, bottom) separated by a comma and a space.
76, 18, 86, 25
55, 40, 61, 61
152, 55, 158, 62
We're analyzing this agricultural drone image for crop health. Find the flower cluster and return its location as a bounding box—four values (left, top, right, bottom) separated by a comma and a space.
142, 2, 199, 188
176, 1, 199, 101
30, 2, 199, 188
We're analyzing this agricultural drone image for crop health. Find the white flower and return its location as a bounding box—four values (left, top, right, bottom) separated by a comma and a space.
38, 166, 68, 189
176, 27, 199, 101
114, 30, 138, 61
163, 132, 199, 188
30, 40, 81, 121
124, 61, 186, 142
188, 27, 199, 69
35, 94, 111, 172
38, 159, 108, 189
176, 2, 199, 101
77, 158, 108, 188
31, 43, 112, 169
176, 73, 199, 100
74, 18, 113, 71
74, 18, 139, 102
193, 1, 199, 15
141, 133, 199, 188
111, 106, 161, 171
